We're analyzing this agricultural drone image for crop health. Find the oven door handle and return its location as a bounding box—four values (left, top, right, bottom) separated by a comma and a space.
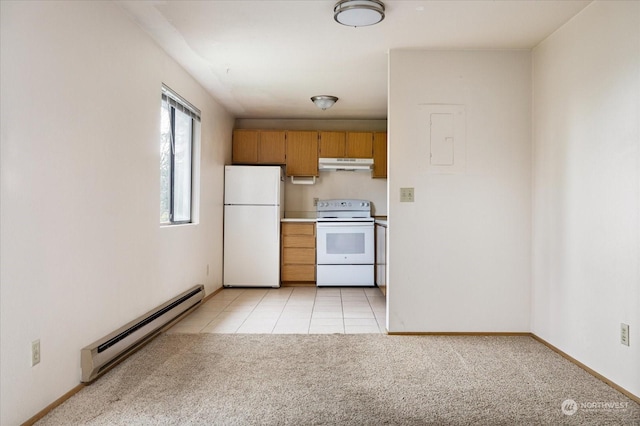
316, 222, 373, 228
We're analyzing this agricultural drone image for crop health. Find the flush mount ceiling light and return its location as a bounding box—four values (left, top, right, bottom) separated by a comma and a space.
311, 95, 338, 110
334, 0, 385, 27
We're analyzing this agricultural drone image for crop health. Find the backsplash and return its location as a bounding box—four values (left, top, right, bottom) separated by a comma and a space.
284, 171, 387, 217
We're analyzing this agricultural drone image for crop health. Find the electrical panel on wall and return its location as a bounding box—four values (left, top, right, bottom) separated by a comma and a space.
419, 104, 466, 173
430, 113, 454, 165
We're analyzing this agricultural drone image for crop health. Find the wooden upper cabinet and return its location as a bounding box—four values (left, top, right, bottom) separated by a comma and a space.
233, 128, 383, 176
346, 132, 373, 158
258, 130, 286, 164
286, 131, 318, 177
319, 131, 373, 159
372, 131, 387, 178
232, 129, 286, 164
318, 131, 346, 158
232, 129, 259, 164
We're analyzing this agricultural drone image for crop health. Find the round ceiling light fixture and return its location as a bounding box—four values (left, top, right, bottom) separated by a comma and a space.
311, 95, 339, 110
334, 0, 385, 27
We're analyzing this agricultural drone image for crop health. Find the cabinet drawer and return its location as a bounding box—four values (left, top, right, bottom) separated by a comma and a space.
282, 265, 315, 282
282, 235, 315, 248
283, 248, 315, 265
282, 223, 315, 236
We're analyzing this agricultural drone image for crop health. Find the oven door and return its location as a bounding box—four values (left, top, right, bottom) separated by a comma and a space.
316, 222, 374, 265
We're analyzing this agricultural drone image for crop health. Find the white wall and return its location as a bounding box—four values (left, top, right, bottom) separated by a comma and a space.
234, 118, 387, 132
532, 1, 640, 398
0, 2, 233, 424
387, 50, 532, 332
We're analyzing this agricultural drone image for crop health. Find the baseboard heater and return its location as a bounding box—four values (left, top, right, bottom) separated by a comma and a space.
81, 284, 204, 383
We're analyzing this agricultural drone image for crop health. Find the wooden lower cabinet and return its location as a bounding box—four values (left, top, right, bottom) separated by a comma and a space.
281, 222, 316, 284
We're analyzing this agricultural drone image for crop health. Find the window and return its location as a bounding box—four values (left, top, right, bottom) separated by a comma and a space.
160, 85, 200, 225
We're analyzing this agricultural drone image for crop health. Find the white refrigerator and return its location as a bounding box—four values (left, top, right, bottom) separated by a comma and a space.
223, 165, 283, 287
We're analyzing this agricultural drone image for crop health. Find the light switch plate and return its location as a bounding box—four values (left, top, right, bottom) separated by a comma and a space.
400, 187, 414, 202
621, 323, 630, 346
31, 339, 40, 366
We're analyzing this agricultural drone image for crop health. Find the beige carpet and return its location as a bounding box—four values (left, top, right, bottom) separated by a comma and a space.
38, 334, 639, 425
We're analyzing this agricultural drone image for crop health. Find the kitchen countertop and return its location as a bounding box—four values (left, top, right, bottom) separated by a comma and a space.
375, 216, 388, 227
283, 214, 386, 224
282, 211, 316, 222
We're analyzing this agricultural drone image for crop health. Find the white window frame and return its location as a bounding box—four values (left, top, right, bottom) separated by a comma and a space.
160, 84, 201, 226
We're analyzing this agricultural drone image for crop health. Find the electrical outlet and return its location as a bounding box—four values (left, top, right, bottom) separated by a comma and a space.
400, 187, 414, 202
31, 339, 41, 366
313, 198, 319, 207
206, 264, 210, 276
621, 323, 630, 346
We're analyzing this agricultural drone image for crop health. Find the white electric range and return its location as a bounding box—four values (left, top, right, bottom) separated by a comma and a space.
315, 199, 375, 287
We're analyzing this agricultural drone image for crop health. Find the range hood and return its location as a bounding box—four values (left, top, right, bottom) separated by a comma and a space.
318, 157, 373, 171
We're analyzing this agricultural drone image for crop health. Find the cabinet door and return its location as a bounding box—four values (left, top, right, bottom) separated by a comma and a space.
372, 132, 387, 178
232, 130, 259, 164
375, 224, 387, 296
346, 132, 373, 158
258, 130, 286, 164
318, 131, 346, 158
286, 131, 318, 176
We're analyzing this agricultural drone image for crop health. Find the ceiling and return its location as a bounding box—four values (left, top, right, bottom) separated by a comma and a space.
118, 0, 591, 120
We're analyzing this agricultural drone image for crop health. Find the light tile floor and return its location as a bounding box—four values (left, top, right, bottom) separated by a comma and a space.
166, 286, 386, 335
